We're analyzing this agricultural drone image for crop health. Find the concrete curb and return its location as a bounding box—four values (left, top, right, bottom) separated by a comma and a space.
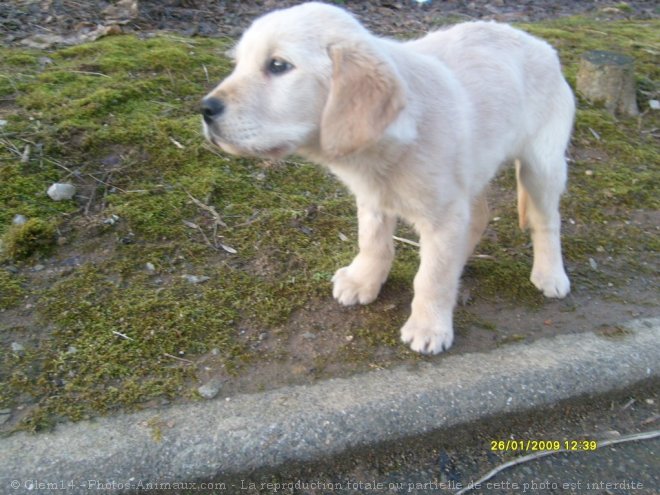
1, 317, 658, 493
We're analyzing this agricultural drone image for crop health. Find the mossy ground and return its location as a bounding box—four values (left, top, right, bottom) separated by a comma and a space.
0, 17, 658, 431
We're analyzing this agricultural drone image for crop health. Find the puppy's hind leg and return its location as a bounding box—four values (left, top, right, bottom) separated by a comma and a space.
518, 139, 571, 298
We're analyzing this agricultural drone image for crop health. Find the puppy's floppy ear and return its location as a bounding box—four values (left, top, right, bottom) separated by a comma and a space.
321, 42, 405, 158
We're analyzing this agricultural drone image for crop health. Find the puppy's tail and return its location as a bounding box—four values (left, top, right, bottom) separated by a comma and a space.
515, 159, 528, 231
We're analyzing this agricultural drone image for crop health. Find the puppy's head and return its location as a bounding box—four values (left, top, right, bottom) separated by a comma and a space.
202, 2, 405, 160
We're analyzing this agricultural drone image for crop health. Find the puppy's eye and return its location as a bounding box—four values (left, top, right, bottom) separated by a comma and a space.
267, 58, 293, 75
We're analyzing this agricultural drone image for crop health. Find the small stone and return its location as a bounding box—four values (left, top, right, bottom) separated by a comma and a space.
182, 274, 210, 284
649, 100, 660, 110
0, 119, 7, 128
589, 258, 598, 270
11, 342, 25, 355
585, 169, 594, 176
210, 348, 220, 356
598, 430, 621, 440
67, 346, 77, 354
33, 264, 45, 272
197, 378, 223, 399
47, 183, 76, 201
145, 262, 156, 273
645, 398, 655, 405
104, 214, 120, 225
302, 332, 316, 340
258, 332, 268, 341
38, 56, 53, 67
345, 335, 354, 342
12, 214, 27, 225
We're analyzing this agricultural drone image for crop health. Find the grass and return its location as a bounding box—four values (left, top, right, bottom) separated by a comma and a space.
0, 16, 658, 430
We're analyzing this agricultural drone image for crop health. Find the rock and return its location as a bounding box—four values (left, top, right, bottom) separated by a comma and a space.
649, 100, 660, 110
0, 119, 7, 128
145, 262, 156, 273
47, 183, 76, 201
12, 214, 27, 225
197, 378, 223, 399
182, 274, 210, 284
11, 342, 25, 355
103, 214, 120, 225
103, 0, 139, 24
577, 50, 639, 116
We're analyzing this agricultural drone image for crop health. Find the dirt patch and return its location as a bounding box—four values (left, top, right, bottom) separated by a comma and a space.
1, 1, 658, 46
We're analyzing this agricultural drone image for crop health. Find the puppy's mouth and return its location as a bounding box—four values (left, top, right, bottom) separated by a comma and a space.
204, 124, 293, 160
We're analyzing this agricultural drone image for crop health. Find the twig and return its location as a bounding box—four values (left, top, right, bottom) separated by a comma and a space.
184, 189, 227, 228
169, 136, 185, 149
163, 353, 194, 365
42, 156, 74, 175
0, 137, 23, 158
87, 172, 128, 194
113, 331, 193, 365
454, 430, 660, 495
196, 223, 219, 251
471, 254, 496, 260
233, 211, 261, 228
68, 70, 111, 78
393, 235, 420, 247
202, 142, 227, 159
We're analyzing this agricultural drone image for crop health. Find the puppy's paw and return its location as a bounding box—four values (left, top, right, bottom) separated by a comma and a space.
531, 268, 570, 299
400, 317, 454, 355
332, 266, 381, 306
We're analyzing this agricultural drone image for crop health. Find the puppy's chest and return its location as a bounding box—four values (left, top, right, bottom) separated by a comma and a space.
330, 163, 429, 219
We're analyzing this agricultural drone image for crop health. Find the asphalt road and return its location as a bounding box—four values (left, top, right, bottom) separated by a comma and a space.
227, 380, 659, 495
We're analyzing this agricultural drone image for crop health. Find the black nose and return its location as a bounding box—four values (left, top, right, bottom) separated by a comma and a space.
201, 97, 225, 124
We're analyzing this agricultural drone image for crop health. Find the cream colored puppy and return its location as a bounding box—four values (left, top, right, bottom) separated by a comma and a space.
202, 2, 573, 354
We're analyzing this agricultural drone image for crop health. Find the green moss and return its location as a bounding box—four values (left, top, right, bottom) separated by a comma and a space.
0, 271, 25, 309
465, 257, 544, 307
1, 218, 56, 261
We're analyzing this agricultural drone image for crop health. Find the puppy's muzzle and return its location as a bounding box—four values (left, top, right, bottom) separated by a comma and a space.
201, 97, 225, 125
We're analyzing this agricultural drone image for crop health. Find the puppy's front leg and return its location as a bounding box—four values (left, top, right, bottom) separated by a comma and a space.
401, 211, 469, 354
333, 202, 396, 306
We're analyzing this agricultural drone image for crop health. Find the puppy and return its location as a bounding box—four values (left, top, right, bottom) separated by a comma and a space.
201, 2, 574, 354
